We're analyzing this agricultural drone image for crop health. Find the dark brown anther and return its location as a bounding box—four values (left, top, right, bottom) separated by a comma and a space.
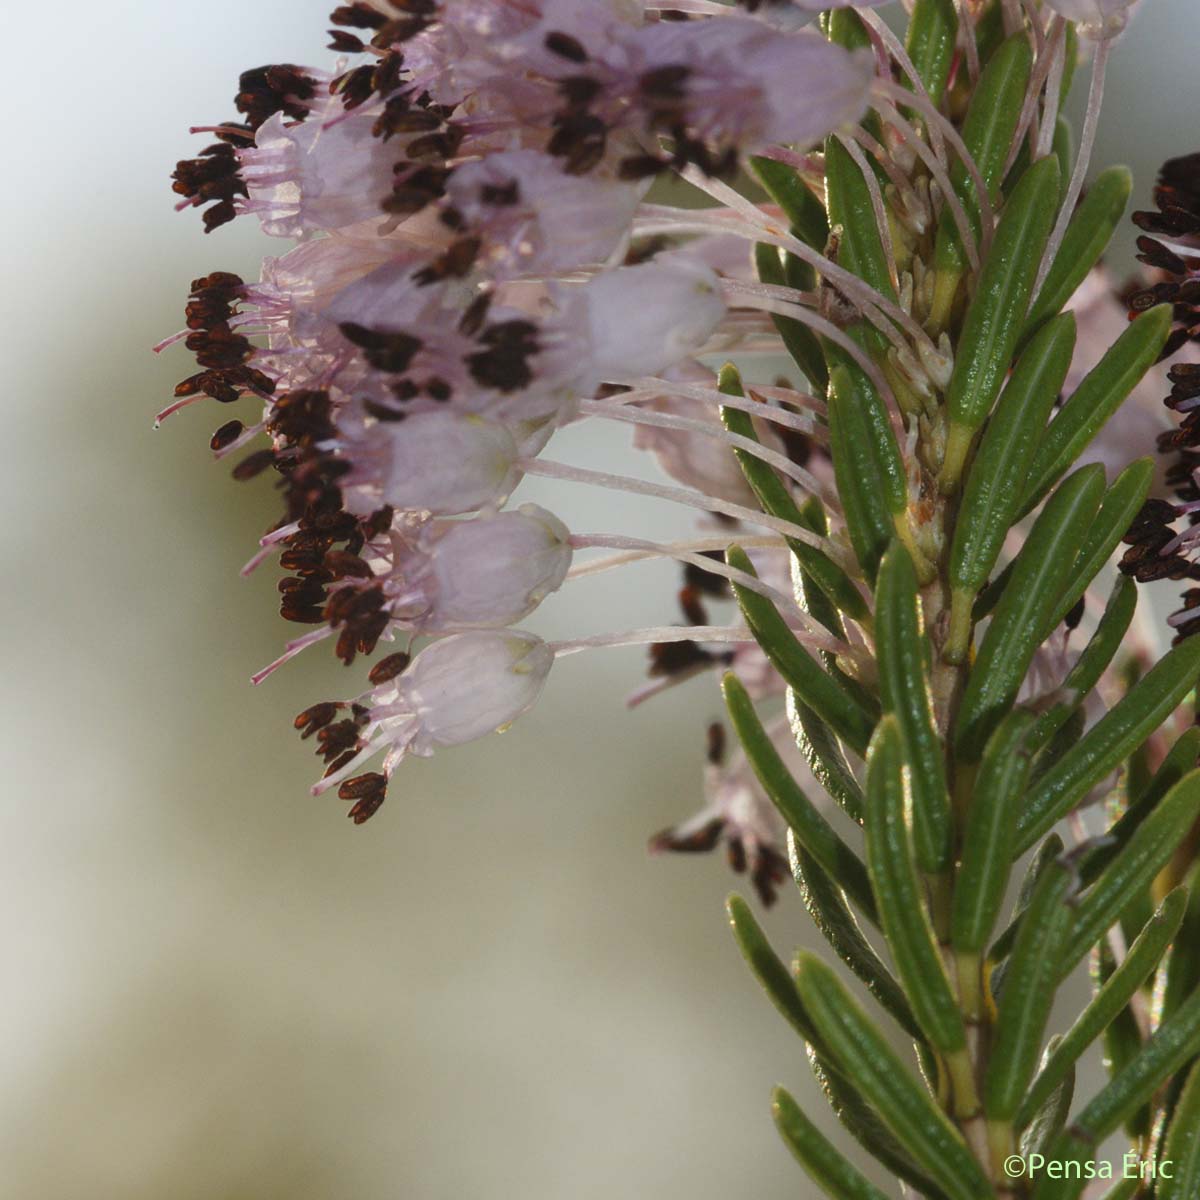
338, 772, 386, 799
679, 584, 708, 627
338, 322, 423, 372
348, 793, 387, 824
328, 30, 366, 52
364, 399, 407, 422
363, 507, 395, 538
355, 612, 390, 657
231, 449, 276, 481
368, 652, 412, 685
209, 420, 245, 451
639, 65, 691, 99
557, 76, 604, 107
705, 722, 725, 766
372, 52, 407, 97
335, 625, 360, 665
1122, 497, 1180, 544
280, 603, 328, 624
332, 63, 377, 109
1064, 595, 1086, 631
618, 155, 667, 181
750, 847, 788, 908
726, 838, 747, 875
323, 751, 359, 778
544, 31, 588, 62
330, 2, 388, 29
648, 640, 716, 677
466, 319, 541, 392
683, 551, 732, 597
648, 817, 724, 855
1137, 235, 1188, 274
479, 179, 520, 206
325, 550, 374, 579
1133, 208, 1200, 238
459, 292, 493, 337
413, 236, 482, 285
622, 236, 670, 266
548, 111, 607, 174
295, 702, 341, 738
424, 377, 452, 401
318, 719, 364, 760
234, 64, 317, 129
280, 548, 326, 572
406, 128, 466, 161
376, 105, 442, 140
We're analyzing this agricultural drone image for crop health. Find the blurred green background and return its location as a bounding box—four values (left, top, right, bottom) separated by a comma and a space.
4, 2, 1199, 1196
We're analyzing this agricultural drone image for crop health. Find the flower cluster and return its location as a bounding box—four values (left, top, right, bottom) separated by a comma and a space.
163, 0, 880, 891
164, 0, 1168, 900
1119, 152, 1200, 640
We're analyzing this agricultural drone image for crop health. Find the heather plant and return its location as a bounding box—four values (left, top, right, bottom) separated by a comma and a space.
163, 1, 1200, 1195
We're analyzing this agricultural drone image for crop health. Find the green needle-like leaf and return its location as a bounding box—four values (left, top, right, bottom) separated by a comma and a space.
875, 541, 951, 872
727, 893, 818, 1044
791, 840, 924, 1043
864, 718, 965, 1055
771, 1086, 892, 1200
754, 242, 828, 388
1079, 726, 1200, 886
1027, 575, 1138, 755
904, 0, 958, 107
1019, 1037, 1075, 1161
952, 710, 1036, 955
931, 34, 1034, 322
724, 547, 877, 755
985, 861, 1074, 1121
1043, 458, 1154, 636
988, 833, 1064, 983
1051, 981, 1200, 1163
1060, 771, 1200, 973
1097, 938, 1151, 1138
788, 691, 865, 825
1016, 641, 1200, 855
945, 312, 1077, 661
825, 137, 897, 310
751, 155, 829, 251
808, 1053, 950, 1200
1162, 866, 1200, 1024
940, 154, 1061, 491
1159, 1060, 1200, 1200
1023, 165, 1133, 339
723, 673, 877, 923
827, 361, 910, 583
1021, 303, 1174, 513
718, 367, 868, 622
1019, 889, 1188, 1127
955, 464, 1105, 763
794, 954, 992, 1200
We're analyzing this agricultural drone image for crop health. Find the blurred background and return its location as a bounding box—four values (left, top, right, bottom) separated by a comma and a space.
3, 2, 1199, 1197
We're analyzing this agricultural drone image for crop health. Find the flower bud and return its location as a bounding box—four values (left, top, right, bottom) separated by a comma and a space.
576, 255, 727, 383
1044, 0, 1140, 39
346, 411, 522, 516
387, 631, 553, 754
424, 505, 573, 627
634, 16, 873, 152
